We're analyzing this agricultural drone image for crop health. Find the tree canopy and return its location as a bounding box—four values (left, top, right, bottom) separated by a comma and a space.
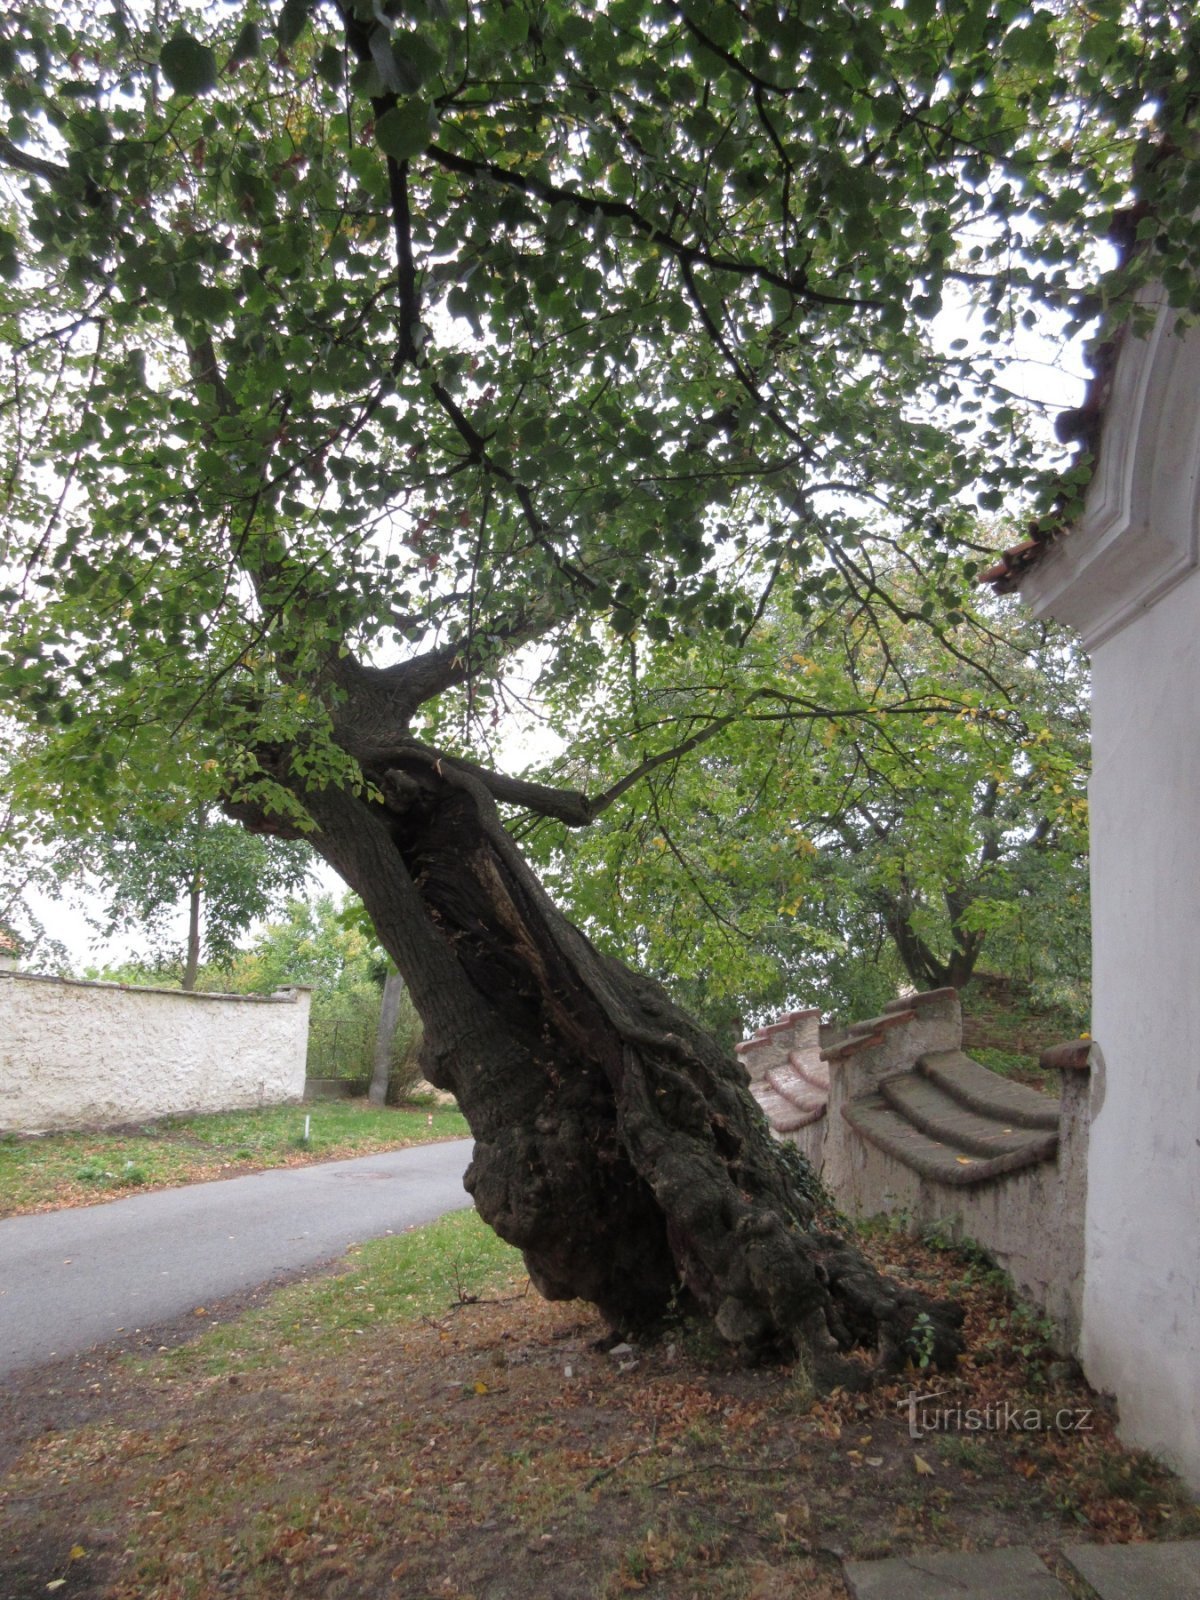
2, 0, 1195, 810
1, 0, 1195, 1371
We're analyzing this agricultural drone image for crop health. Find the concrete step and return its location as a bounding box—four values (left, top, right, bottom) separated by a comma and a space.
842, 1096, 1056, 1186
878, 1072, 1058, 1164
849, 1006, 917, 1036
884, 986, 958, 1014
789, 1049, 829, 1093
919, 1049, 1060, 1130
766, 1063, 827, 1119
844, 1545, 1067, 1599
1063, 1537, 1200, 1600
735, 1037, 789, 1080
750, 1083, 822, 1134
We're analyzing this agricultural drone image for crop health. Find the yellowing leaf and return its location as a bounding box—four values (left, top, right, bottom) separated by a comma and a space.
913, 1453, 936, 1476
69, 1545, 87, 1560
473, 1380, 489, 1394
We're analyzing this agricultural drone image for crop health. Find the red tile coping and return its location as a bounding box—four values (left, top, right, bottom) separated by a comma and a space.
737, 1008, 822, 1052
789, 1050, 830, 1091
977, 534, 1052, 589
821, 1029, 884, 1062
734, 1037, 771, 1057
884, 987, 958, 1012
766, 1008, 821, 1027
1040, 1039, 1094, 1073
849, 1007, 916, 1036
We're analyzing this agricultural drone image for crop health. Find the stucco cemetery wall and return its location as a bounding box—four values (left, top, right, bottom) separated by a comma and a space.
0, 970, 311, 1132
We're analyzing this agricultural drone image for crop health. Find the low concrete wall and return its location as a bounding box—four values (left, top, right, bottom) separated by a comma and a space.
303, 1076, 369, 1101
827, 1068, 1091, 1350
821, 994, 1092, 1351
743, 991, 1092, 1351
0, 970, 311, 1133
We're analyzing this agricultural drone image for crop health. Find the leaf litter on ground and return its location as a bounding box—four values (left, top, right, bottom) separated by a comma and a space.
1, 1210, 1196, 1600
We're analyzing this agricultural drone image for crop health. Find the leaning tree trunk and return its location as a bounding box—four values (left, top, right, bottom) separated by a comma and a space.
251, 744, 962, 1380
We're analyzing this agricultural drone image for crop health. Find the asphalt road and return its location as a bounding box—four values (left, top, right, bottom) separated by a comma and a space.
0, 1138, 474, 1378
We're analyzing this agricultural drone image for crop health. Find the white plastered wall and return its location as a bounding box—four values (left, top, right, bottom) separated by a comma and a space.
1021, 288, 1200, 1488
0, 972, 311, 1132
1082, 574, 1200, 1484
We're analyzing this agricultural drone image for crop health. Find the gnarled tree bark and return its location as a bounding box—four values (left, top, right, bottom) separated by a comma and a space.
239, 694, 964, 1383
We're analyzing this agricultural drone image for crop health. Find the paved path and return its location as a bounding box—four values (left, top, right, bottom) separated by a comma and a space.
843, 1537, 1200, 1598
0, 1139, 474, 1377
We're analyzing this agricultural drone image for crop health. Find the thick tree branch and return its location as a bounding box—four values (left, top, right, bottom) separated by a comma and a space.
425, 143, 879, 311
385, 156, 422, 367
0, 137, 67, 186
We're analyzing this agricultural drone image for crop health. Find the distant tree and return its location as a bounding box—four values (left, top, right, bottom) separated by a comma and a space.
529, 594, 1089, 1029
0, 822, 71, 972
331, 893, 415, 1103
86, 800, 311, 989
0, 734, 81, 971
798, 611, 1090, 1001
226, 893, 422, 1091
229, 892, 383, 997
370, 969, 410, 1105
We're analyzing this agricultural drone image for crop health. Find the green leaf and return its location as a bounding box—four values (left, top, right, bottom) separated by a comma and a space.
160, 30, 218, 97
316, 45, 345, 87
547, 199, 574, 239
178, 282, 235, 322
227, 21, 261, 68
278, 0, 313, 50
375, 99, 433, 163
1005, 20, 1056, 72
391, 28, 441, 91
1079, 20, 1120, 66
494, 8, 530, 50
0, 225, 18, 282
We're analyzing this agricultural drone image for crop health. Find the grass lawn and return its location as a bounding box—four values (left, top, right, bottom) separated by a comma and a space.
0, 1098, 469, 1218
2, 1211, 1195, 1600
